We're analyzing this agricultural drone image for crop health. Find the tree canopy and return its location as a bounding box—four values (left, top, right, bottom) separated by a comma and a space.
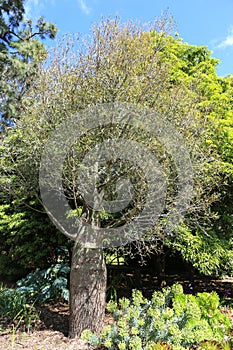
2, 18, 232, 273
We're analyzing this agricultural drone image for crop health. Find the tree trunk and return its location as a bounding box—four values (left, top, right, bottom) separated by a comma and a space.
69, 243, 107, 338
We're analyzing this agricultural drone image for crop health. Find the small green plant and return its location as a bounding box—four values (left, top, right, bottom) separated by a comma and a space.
0, 288, 39, 331
81, 284, 232, 350
16, 263, 70, 303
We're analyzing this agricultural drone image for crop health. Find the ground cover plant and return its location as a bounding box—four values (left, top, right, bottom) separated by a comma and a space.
81, 284, 233, 350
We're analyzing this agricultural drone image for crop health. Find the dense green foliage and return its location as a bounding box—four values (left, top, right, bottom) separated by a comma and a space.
134, 34, 233, 276
0, 198, 69, 279
81, 284, 232, 350
166, 223, 233, 276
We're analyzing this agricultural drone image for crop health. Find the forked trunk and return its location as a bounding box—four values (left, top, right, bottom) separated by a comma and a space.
69, 243, 107, 338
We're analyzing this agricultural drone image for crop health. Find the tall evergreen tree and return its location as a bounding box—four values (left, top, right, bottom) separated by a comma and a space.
0, 0, 57, 130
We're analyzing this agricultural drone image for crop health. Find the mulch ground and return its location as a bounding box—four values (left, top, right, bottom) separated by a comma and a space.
0, 273, 232, 350
0, 301, 115, 349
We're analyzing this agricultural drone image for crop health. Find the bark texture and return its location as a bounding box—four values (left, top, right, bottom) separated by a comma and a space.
69, 243, 107, 338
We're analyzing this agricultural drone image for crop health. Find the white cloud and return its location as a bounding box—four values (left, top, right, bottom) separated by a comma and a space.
24, 0, 41, 19
216, 27, 233, 49
77, 0, 91, 15
24, 0, 54, 19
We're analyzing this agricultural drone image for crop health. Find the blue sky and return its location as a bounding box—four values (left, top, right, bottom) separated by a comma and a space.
24, 0, 233, 77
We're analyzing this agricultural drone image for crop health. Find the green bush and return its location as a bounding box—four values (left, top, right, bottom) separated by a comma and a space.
0, 200, 69, 281
16, 263, 70, 303
0, 263, 70, 331
81, 284, 232, 350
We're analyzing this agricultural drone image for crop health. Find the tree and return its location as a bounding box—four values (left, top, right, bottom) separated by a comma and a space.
1, 17, 232, 337
150, 35, 233, 276
0, 0, 62, 278
0, 0, 57, 130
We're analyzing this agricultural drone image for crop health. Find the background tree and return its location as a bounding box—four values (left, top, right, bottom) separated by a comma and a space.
0, 0, 57, 131
158, 36, 233, 276
0, 0, 64, 279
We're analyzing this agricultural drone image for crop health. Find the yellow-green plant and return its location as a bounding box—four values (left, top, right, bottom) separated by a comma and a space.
81, 284, 232, 350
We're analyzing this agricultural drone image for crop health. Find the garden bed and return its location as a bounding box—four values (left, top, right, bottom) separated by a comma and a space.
0, 274, 232, 350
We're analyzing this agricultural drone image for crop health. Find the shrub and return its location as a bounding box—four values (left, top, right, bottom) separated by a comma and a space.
81, 284, 232, 350
0, 201, 69, 281
16, 263, 70, 303
0, 263, 70, 331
